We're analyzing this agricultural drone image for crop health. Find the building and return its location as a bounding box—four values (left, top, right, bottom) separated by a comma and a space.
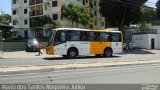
11, 0, 105, 38
131, 29, 160, 49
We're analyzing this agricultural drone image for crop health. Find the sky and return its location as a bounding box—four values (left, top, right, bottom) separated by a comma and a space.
0, 0, 158, 15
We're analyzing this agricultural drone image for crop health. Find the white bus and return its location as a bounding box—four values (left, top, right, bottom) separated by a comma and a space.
46, 28, 123, 58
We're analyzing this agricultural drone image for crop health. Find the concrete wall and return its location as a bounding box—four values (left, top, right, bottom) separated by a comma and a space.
2, 42, 47, 51
133, 34, 160, 49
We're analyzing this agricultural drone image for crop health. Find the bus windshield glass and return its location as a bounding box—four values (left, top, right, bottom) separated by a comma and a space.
48, 31, 55, 46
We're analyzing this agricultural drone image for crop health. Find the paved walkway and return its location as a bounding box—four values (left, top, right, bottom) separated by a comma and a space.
0, 49, 54, 59
0, 49, 160, 59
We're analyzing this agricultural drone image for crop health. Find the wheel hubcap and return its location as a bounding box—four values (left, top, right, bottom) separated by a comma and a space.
71, 51, 75, 56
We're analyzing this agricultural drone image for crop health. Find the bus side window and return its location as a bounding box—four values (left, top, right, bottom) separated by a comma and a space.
100, 33, 109, 42
89, 32, 94, 41
80, 31, 89, 41
108, 33, 112, 42
60, 32, 66, 43
54, 31, 61, 45
69, 31, 80, 41
94, 32, 100, 41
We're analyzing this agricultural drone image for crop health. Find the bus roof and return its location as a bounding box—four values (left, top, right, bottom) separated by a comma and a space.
53, 28, 122, 33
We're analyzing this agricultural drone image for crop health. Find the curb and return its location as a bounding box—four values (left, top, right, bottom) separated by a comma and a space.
1, 59, 160, 76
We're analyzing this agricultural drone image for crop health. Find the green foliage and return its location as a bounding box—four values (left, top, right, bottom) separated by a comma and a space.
0, 14, 11, 24
61, 4, 93, 28
140, 6, 156, 23
33, 15, 60, 33
33, 27, 43, 32
99, 0, 147, 31
140, 23, 152, 29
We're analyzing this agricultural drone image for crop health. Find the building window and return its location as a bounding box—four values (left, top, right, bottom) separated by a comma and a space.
13, 10, 16, 15
13, 0, 16, 4
102, 22, 104, 26
13, 20, 18, 25
52, 0, 57, 7
24, 19, 28, 25
83, 0, 85, 5
86, 0, 88, 3
24, 9, 27, 14
95, 21, 97, 26
52, 14, 58, 21
24, 0, 27, 3
94, 1, 96, 6
45, 4, 47, 10
94, 11, 97, 16
36, 0, 43, 4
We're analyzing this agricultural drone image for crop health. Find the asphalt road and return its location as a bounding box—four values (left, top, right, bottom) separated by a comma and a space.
0, 49, 160, 67
1, 63, 160, 84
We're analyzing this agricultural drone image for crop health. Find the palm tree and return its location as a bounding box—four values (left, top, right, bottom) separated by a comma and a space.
33, 15, 60, 38
61, 4, 93, 28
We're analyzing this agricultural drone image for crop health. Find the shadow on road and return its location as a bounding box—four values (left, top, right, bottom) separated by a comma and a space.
122, 49, 156, 54
43, 55, 121, 61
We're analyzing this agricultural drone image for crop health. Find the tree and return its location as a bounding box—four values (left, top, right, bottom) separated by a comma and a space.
139, 6, 156, 29
33, 15, 60, 37
61, 4, 93, 28
156, 0, 160, 19
0, 14, 11, 25
140, 6, 156, 23
99, 0, 147, 31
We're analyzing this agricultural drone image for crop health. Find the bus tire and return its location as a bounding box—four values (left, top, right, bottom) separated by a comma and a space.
67, 48, 78, 59
104, 48, 113, 57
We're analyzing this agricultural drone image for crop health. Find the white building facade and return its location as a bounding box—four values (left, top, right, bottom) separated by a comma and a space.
11, 0, 105, 39
132, 29, 160, 49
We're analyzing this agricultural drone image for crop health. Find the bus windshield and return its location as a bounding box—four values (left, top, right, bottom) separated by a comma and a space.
48, 31, 55, 46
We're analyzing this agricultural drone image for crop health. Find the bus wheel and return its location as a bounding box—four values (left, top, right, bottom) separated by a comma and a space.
67, 49, 78, 59
104, 48, 112, 57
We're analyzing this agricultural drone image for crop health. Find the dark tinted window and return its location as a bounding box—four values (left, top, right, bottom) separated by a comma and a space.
13, 10, 16, 15
24, 9, 27, 14
94, 32, 100, 41
100, 32, 109, 42
89, 32, 94, 41
111, 33, 121, 42
52, 14, 58, 21
89, 32, 100, 41
52, 1, 57, 7
80, 31, 89, 41
24, 19, 28, 24
68, 31, 80, 41
13, 0, 16, 4
24, 0, 27, 3
48, 31, 55, 46
54, 31, 67, 45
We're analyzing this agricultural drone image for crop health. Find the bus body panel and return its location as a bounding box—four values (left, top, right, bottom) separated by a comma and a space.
54, 41, 90, 56
54, 43, 68, 55
112, 42, 123, 54
90, 42, 112, 54
46, 45, 54, 55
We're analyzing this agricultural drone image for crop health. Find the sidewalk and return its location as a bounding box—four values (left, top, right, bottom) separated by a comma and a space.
1, 49, 54, 59
1, 49, 160, 59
